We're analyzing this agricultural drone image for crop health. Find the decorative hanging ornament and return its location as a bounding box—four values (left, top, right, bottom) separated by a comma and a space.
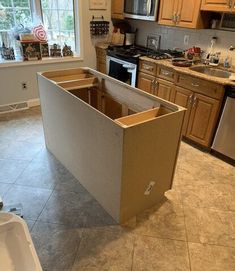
33, 24, 47, 42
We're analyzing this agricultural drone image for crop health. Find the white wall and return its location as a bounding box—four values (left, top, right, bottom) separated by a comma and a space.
128, 19, 235, 63
0, 0, 111, 106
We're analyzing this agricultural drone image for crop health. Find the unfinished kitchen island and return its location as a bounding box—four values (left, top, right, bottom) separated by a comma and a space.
37, 68, 185, 224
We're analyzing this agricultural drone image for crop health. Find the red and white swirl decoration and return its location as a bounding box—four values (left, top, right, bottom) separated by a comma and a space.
33, 24, 47, 42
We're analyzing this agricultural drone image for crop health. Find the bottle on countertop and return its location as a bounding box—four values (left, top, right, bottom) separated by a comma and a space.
224, 55, 232, 68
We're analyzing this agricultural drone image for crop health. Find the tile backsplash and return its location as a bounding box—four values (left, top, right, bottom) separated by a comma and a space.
128, 20, 235, 65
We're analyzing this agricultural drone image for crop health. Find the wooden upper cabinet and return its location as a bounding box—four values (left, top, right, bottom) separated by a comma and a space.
159, 0, 205, 28
201, 0, 234, 12
158, 0, 178, 26
177, 0, 203, 28
111, 0, 124, 19
186, 93, 220, 147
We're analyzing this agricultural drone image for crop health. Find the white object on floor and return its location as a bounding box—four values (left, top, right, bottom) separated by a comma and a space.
0, 212, 42, 271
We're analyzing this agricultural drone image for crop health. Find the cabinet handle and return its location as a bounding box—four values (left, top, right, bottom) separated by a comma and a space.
191, 82, 199, 87
188, 94, 193, 105
161, 70, 170, 76
228, 0, 232, 8
172, 12, 177, 23
143, 64, 153, 71
176, 13, 181, 23
193, 97, 198, 108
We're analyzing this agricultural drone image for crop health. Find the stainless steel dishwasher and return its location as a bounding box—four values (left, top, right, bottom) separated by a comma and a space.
212, 86, 235, 160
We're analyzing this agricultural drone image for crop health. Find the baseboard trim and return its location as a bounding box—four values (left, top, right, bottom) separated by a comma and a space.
27, 98, 40, 107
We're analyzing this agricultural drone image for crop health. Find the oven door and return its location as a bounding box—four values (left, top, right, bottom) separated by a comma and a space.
107, 56, 137, 87
124, 0, 159, 21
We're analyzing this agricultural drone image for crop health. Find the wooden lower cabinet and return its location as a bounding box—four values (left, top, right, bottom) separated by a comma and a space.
156, 79, 175, 102
186, 93, 220, 147
137, 72, 155, 94
173, 86, 193, 136
97, 61, 106, 74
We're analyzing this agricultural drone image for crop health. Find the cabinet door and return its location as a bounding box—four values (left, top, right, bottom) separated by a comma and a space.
155, 79, 175, 102
177, 0, 202, 28
111, 0, 124, 19
158, 0, 178, 26
186, 93, 220, 147
201, 0, 232, 12
97, 60, 106, 74
173, 86, 193, 136
137, 72, 155, 94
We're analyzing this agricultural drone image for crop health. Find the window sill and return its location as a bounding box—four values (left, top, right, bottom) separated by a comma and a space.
0, 56, 83, 68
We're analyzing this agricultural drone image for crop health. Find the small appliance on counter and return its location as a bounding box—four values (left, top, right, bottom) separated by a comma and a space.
125, 32, 136, 46
185, 47, 202, 63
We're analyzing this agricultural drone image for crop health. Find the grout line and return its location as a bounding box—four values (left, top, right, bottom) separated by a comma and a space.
130, 238, 136, 271
179, 189, 192, 271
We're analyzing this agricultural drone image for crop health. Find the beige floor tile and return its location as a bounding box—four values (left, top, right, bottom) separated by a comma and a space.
124, 191, 186, 241
72, 226, 134, 271
132, 236, 190, 271
180, 183, 235, 211
189, 242, 235, 271
184, 207, 235, 247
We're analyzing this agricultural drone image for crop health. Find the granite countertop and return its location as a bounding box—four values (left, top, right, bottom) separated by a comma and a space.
140, 56, 235, 87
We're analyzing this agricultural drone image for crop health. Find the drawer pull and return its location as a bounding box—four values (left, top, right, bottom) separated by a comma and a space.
191, 82, 199, 87
143, 64, 153, 71
193, 97, 198, 108
161, 70, 171, 76
189, 94, 193, 105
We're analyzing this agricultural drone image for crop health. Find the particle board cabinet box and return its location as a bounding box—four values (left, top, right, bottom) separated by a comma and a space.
37, 68, 186, 223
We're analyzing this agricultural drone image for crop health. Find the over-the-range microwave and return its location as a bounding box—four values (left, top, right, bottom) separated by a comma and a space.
124, 0, 159, 21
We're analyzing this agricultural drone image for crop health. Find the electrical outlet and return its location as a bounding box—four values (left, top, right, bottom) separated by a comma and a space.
184, 35, 189, 45
21, 82, 27, 90
144, 181, 156, 196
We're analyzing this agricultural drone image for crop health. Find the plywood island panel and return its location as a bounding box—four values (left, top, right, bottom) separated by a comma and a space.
37, 68, 186, 223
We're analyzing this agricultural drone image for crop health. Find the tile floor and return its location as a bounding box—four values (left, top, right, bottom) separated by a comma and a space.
0, 107, 235, 271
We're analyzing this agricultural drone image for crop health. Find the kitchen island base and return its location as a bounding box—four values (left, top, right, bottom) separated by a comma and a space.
37, 68, 185, 223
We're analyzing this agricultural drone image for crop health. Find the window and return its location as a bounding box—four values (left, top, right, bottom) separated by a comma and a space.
0, 0, 78, 58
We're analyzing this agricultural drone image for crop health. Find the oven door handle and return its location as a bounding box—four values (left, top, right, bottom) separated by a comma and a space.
147, 0, 151, 16
122, 64, 135, 70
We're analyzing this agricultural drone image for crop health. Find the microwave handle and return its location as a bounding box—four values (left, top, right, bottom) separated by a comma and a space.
147, 0, 151, 16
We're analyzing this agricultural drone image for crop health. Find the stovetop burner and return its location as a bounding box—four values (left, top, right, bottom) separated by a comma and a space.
107, 45, 184, 62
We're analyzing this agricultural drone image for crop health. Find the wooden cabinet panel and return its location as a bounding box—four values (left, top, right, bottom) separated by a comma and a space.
97, 61, 106, 74
111, 0, 124, 19
159, 0, 205, 28
139, 60, 157, 76
157, 66, 175, 82
176, 73, 224, 100
156, 79, 175, 102
177, 0, 202, 28
173, 86, 193, 136
201, 0, 233, 12
137, 72, 155, 94
186, 93, 220, 147
159, 0, 178, 26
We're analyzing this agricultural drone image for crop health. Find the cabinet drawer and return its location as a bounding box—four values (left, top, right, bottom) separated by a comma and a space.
139, 60, 157, 76
157, 66, 175, 82
96, 47, 107, 59
176, 73, 224, 100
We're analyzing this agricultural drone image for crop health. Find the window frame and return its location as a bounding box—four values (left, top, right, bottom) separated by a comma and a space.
0, 0, 80, 57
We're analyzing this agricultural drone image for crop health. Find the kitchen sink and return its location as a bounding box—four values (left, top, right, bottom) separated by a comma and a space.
189, 66, 232, 78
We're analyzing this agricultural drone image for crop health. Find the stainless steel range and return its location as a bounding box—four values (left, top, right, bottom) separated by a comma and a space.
106, 45, 183, 87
